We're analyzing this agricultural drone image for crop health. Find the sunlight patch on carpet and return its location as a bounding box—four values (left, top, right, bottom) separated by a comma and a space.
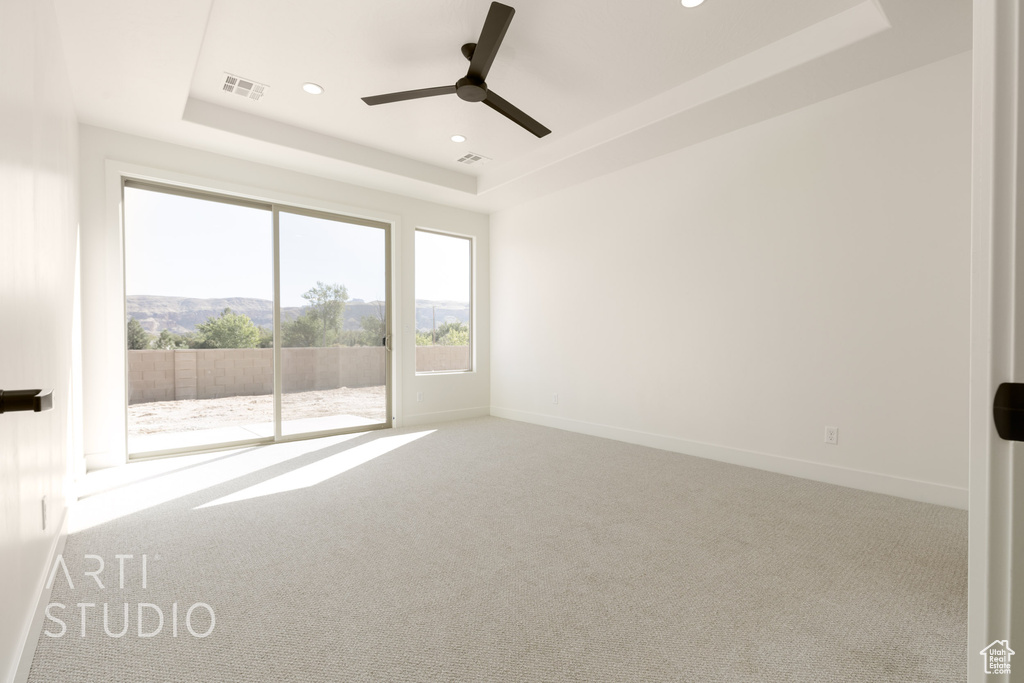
195, 430, 436, 509
72, 433, 363, 533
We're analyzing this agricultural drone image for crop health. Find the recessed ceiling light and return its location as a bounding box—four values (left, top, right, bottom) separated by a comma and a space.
681, 0, 704, 7
451, 134, 467, 143
302, 83, 324, 95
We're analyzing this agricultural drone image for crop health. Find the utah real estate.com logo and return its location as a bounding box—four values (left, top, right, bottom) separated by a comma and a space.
980, 639, 1014, 676
43, 554, 215, 639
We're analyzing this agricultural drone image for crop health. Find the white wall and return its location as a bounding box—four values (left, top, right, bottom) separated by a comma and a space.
79, 126, 489, 470
0, 0, 80, 679
491, 52, 972, 508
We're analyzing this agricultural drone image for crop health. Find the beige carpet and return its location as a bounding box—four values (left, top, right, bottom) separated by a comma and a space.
28, 417, 967, 682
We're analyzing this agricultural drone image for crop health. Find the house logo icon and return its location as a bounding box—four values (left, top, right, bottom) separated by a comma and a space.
980, 640, 1014, 675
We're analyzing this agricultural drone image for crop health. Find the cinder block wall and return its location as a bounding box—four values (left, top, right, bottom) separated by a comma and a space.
196, 349, 274, 400
415, 345, 471, 372
127, 350, 177, 403
127, 346, 425, 404
280, 347, 384, 392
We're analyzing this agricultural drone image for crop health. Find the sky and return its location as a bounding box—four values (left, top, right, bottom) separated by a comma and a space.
124, 186, 469, 307
414, 230, 470, 303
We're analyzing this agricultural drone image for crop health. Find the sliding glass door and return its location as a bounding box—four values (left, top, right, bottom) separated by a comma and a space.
123, 181, 390, 458
278, 209, 390, 437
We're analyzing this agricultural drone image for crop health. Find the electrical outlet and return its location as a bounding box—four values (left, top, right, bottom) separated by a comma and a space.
552, 393, 559, 405
416, 392, 423, 402
41, 495, 47, 531
824, 426, 839, 445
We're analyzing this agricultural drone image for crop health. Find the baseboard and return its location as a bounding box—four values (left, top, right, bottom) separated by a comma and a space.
12, 506, 69, 683
490, 407, 969, 510
402, 406, 490, 427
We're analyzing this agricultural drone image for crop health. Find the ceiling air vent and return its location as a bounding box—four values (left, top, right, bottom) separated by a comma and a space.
456, 152, 492, 166
222, 73, 268, 102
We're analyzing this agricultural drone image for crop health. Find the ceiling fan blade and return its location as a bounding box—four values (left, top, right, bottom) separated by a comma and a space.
483, 91, 551, 138
467, 2, 515, 82
362, 85, 457, 106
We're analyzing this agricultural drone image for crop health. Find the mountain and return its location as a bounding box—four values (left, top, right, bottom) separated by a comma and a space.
413, 300, 471, 331
127, 295, 468, 334
128, 296, 277, 334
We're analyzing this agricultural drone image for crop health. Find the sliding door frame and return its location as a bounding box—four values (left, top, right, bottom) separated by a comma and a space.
121, 177, 393, 461
273, 204, 393, 444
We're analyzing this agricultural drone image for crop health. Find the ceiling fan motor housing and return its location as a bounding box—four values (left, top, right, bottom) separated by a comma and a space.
456, 76, 487, 102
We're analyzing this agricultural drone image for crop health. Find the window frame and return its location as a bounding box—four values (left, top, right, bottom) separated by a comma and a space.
414, 227, 474, 375
121, 177, 394, 460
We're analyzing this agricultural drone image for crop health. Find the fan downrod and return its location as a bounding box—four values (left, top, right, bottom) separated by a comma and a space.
457, 44, 486, 102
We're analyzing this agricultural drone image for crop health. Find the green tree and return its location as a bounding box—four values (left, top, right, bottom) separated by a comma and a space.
126, 317, 151, 350
359, 315, 384, 346
256, 326, 274, 348
302, 281, 348, 347
415, 320, 469, 346
194, 308, 260, 349
359, 301, 386, 347
281, 312, 321, 347
335, 330, 365, 347
152, 329, 194, 350
435, 320, 469, 346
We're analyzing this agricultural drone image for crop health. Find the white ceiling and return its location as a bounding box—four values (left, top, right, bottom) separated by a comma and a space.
52, 0, 971, 212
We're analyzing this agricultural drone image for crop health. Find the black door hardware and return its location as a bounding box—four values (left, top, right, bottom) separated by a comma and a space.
0, 389, 53, 414
993, 382, 1024, 441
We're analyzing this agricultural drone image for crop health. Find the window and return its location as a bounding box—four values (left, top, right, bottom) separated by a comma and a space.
123, 179, 392, 458
415, 230, 472, 373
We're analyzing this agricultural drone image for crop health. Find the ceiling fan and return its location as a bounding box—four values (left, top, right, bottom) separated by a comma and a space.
361, 2, 551, 138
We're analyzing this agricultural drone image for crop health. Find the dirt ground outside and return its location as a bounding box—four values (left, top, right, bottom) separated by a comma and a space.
128, 385, 387, 435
